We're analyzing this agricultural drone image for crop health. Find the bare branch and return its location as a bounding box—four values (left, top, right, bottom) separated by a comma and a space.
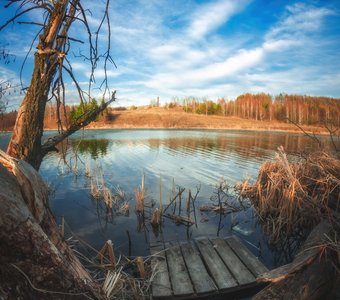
0, 6, 42, 31
17, 21, 46, 26
57, 35, 84, 44
286, 117, 323, 149
42, 91, 116, 154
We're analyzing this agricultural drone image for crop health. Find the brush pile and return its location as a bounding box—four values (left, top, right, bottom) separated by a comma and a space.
238, 146, 340, 241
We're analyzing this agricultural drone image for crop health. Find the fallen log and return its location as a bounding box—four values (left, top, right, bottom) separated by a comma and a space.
254, 220, 339, 300
0, 150, 105, 299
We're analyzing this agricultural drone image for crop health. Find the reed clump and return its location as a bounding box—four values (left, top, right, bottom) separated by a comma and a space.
238, 146, 340, 241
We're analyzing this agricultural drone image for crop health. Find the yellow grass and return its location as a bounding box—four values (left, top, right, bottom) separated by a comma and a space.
85, 107, 328, 134
238, 147, 340, 241
135, 174, 145, 213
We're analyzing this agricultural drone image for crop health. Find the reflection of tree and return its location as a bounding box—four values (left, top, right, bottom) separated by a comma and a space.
72, 139, 109, 159
265, 229, 308, 267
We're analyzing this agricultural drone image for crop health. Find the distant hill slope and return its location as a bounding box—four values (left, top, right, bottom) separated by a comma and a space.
85, 107, 327, 134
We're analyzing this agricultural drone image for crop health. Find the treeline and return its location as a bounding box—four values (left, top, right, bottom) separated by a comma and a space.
1, 93, 340, 131
0, 110, 16, 131
178, 93, 340, 126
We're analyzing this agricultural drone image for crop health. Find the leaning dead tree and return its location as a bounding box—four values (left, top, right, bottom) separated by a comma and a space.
0, 1, 116, 299
1, 0, 116, 169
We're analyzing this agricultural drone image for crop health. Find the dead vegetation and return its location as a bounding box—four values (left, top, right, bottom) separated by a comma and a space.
135, 174, 145, 214
200, 180, 251, 213
88, 164, 129, 216
237, 146, 340, 242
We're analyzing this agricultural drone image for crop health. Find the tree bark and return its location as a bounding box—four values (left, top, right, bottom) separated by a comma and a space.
0, 150, 105, 299
254, 221, 338, 300
6, 1, 73, 169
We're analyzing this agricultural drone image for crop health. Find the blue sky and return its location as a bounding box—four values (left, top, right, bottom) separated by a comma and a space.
0, 0, 339, 108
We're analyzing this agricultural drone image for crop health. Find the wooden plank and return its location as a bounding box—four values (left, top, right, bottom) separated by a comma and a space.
165, 243, 194, 296
225, 236, 268, 277
180, 242, 217, 294
150, 245, 172, 298
211, 238, 255, 285
195, 238, 237, 290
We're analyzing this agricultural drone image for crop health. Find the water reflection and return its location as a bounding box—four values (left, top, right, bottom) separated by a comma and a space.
72, 139, 109, 159
1, 129, 336, 269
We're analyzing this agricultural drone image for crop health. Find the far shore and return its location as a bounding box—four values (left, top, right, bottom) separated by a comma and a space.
2, 107, 332, 135
72, 108, 332, 135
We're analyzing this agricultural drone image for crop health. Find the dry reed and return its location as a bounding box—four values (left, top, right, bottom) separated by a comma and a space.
135, 174, 145, 213
238, 147, 340, 241
90, 176, 102, 199
150, 208, 162, 226
97, 240, 116, 268
103, 186, 113, 209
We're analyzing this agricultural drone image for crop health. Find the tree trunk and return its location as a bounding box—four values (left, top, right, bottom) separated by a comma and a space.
7, 53, 57, 169
254, 221, 338, 300
6, 0, 72, 170
0, 150, 104, 299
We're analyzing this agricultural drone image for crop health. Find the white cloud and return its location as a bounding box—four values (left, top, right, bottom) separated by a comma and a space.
266, 3, 336, 40
262, 39, 301, 52
187, 0, 251, 40
1, 0, 339, 109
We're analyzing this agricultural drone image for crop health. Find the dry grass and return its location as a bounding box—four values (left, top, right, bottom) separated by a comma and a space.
90, 176, 102, 199
135, 174, 145, 213
238, 147, 340, 241
103, 186, 113, 209
150, 208, 161, 226
87, 107, 328, 134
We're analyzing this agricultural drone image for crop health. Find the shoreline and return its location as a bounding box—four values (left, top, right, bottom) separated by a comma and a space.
2, 125, 330, 136
2, 109, 331, 135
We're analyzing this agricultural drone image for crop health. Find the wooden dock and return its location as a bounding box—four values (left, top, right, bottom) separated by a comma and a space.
150, 236, 268, 299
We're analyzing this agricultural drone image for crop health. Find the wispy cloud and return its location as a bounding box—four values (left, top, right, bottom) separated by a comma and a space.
0, 0, 339, 107
187, 0, 251, 40
266, 3, 336, 40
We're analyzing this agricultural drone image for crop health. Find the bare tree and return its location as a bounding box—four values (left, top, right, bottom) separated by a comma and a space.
1, 0, 116, 169
0, 1, 116, 298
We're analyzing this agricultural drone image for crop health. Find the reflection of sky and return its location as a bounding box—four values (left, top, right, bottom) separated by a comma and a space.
1, 129, 333, 267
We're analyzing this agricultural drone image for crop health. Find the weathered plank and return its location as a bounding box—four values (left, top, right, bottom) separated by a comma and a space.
225, 236, 268, 277
180, 242, 217, 294
150, 245, 172, 298
165, 243, 194, 296
195, 238, 237, 290
211, 238, 256, 285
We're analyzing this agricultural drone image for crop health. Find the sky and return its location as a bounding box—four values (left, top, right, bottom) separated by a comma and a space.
0, 0, 340, 109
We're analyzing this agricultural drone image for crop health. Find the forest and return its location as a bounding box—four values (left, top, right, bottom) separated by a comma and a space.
181, 93, 340, 126
1, 93, 339, 131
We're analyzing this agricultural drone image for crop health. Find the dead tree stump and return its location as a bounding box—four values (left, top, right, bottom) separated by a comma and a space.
0, 150, 105, 299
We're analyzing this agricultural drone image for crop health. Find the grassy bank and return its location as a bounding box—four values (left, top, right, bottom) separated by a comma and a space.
80, 107, 328, 134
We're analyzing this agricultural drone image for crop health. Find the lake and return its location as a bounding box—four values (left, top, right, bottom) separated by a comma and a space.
0, 129, 330, 269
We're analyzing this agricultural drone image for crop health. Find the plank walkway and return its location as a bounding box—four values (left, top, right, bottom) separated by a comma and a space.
150, 236, 268, 299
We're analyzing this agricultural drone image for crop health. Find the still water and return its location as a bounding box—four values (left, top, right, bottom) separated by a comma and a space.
0, 129, 329, 269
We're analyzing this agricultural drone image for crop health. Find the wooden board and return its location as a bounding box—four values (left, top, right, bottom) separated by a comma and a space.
225, 236, 268, 276
165, 243, 194, 296
180, 242, 217, 294
195, 238, 237, 290
150, 244, 172, 298
211, 238, 255, 285
151, 236, 269, 299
